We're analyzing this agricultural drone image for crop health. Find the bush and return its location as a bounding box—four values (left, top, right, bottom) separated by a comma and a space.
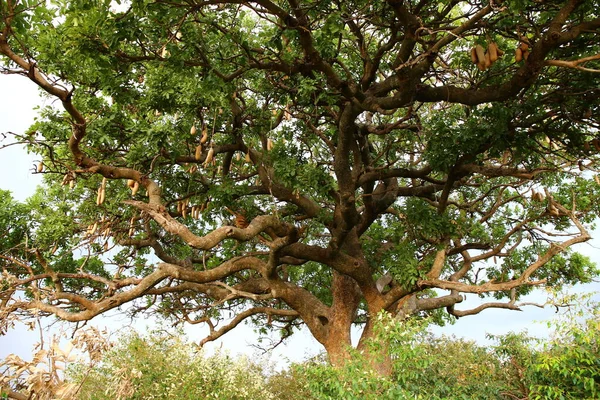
69, 330, 274, 400
285, 314, 512, 400
63, 294, 599, 400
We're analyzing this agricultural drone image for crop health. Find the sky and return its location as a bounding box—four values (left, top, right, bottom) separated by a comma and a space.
0, 72, 598, 368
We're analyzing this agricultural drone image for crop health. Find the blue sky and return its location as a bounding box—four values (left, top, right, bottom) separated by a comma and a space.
0, 73, 598, 367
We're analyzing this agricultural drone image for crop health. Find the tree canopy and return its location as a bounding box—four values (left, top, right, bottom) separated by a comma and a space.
1, 0, 599, 373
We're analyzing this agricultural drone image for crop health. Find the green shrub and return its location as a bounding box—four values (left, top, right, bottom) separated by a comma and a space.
66, 295, 599, 400
69, 330, 274, 400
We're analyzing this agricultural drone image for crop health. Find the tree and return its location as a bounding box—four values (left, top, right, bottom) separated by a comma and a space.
1, 0, 599, 375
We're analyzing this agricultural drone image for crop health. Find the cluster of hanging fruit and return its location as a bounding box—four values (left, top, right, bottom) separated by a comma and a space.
127, 179, 140, 196
470, 41, 503, 71
470, 36, 533, 69
515, 36, 530, 62
176, 198, 209, 219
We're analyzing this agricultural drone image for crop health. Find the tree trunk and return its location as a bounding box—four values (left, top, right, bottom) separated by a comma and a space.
321, 271, 393, 377
321, 317, 394, 377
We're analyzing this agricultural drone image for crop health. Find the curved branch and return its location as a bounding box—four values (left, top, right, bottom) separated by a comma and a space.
449, 301, 521, 318
125, 201, 296, 251
545, 54, 600, 73
199, 306, 298, 346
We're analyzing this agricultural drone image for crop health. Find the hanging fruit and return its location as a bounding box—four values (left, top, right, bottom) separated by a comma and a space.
204, 147, 215, 167
131, 181, 140, 196
200, 126, 209, 144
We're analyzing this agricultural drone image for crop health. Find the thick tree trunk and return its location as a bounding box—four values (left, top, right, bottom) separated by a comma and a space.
321, 271, 393, 377
322, 317, 393, 377
322, 271, 360, 366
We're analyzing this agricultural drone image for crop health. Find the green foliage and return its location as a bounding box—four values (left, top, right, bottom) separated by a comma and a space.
2, 0, 600, 378
0, 190, 28, 251
283, 304, 600, 400
63, 296, 600, 400
69, 330, 275, 400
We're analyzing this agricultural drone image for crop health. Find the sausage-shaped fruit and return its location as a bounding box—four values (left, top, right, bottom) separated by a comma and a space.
99, 187, 106, 205
488, 42, 499, 62
204, 147, 215, 167
515, 48, 523, 62
475, 45, 486, 69
470, 47, 478, 64
484, 52, 492, 69
200, 127, 209, 144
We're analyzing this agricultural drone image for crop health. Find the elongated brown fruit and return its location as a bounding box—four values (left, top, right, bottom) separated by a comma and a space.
267, 138, 274, 151
200, 127, 208, 144
533, 191, 545, 202
190, 125, 197, 135
131, 182, 139, 196
475, 45, 486, 69
204, 147, 215, 167
488, 42, 499, 62
37, 162, 44, 173
470, 47, 478, 64
96, 187, 103, 205
245, 151, 251, 162
127, 179, 135, 188
523, 50, 530, 60
195, 145, 202, 160
515, 48, 523, 62
99, 187, 106, 205
484, 52, 492, 68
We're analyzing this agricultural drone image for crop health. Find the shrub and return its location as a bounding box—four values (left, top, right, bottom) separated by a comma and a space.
69, 330, 274, 400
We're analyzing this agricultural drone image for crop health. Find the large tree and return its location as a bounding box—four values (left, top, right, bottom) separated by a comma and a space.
1, 0, 599, 374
